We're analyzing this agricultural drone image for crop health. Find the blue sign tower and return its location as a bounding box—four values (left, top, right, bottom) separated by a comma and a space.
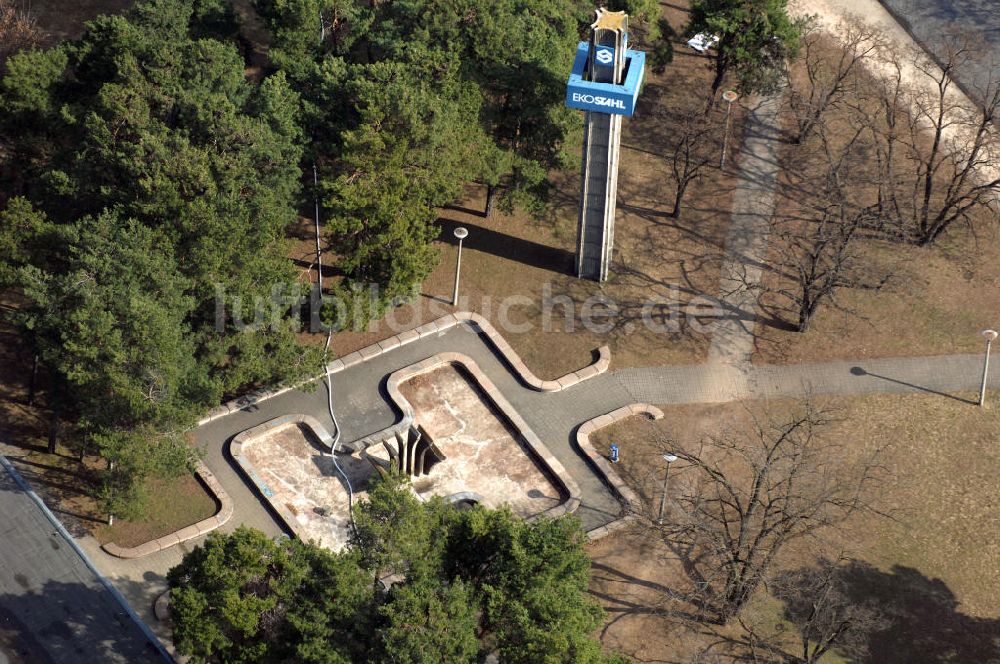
566, 9, 645, 281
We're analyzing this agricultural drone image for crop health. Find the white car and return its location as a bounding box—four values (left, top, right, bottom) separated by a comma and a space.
687, 32, 719, 53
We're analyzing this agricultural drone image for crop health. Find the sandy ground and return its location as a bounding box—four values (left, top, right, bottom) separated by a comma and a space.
792, 0, 999, 183
241, 365, 563, 550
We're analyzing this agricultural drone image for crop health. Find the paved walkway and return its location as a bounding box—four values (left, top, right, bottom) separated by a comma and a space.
0, 459, 164, 663
707, 94, 783, 368
51, 45, 997, 652
58, 320, 995, 653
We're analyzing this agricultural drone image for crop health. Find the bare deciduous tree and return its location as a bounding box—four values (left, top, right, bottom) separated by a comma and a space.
760, 126, 893, 332
668, 112, 719, 218
787, 20, 884, 145
768, 557, 886, 664
705, 556, 885, 663
659, 403, 886, 623
0, 0, 40, 69
860, 36, 1000, 245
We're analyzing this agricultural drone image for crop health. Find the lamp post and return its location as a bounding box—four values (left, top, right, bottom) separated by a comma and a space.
452, 227, 468, 307
657, 453, 678, 525
720, 90, 739, 169
980, 329, 997, 407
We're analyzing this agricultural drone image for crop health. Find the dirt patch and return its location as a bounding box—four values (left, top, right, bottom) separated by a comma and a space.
28, 0, 133, 46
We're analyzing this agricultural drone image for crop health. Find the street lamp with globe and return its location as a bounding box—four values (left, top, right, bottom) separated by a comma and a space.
980, 329, 997, 407
451, 227, 469, 306
720, 90, 739, 169
657, 453, 678, 525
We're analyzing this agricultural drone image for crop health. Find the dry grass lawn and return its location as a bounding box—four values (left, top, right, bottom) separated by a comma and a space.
754, 226, 1000, 364
750, 30, 1000, 365
587, 392, 1000, 662
320, 16, 1000, 375
306, 3, 749, 377
93, 473, 217, 548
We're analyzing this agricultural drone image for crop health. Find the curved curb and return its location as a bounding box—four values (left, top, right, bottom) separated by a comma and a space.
227, 354, 582, 540
378, 351, 582, 521
229, 414, 334, 458
575, 404, 664, 541
197, 312, 611, 427
455, 312, 611, 393
101, 462, 234, 559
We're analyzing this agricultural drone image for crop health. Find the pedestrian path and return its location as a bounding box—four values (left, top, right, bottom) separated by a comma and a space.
612, 353, 988, 405
707, 94, 783, 368
75, 320, 995, 648
59, 80, 996, 639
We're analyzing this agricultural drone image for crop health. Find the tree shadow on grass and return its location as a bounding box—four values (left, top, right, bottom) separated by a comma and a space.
790, 560, 1000, 664
436, 217, 575, 274
442, 202, 486, 218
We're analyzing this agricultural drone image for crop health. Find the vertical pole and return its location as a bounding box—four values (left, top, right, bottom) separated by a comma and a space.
720, 99, 733, 169
27, 354, 38, 406
657, 460, 672, 525
980, 337, 992, 407
48, 379, 61, 455
108, 460, 115, 525
452, 238, 464, 307
313, 163, 322, 293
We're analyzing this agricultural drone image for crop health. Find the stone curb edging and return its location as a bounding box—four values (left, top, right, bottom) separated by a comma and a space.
379, 351, 582, 521
229, 414, 334, 458
575, 404, 664, 541
101, 462, 235, 559
454, 313, 611, 393
196, 312, 611, 427
228, 415, 336, 542
226, 354, 582, 542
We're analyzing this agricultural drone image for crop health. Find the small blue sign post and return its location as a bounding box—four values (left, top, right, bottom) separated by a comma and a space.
609, 443, 620, 463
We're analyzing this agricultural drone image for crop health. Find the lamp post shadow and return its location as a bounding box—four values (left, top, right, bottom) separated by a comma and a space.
848, 366, 977, 405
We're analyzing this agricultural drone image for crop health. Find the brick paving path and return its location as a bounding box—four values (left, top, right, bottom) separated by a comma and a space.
68, 321, 996, 648
54, 70, 999, 651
